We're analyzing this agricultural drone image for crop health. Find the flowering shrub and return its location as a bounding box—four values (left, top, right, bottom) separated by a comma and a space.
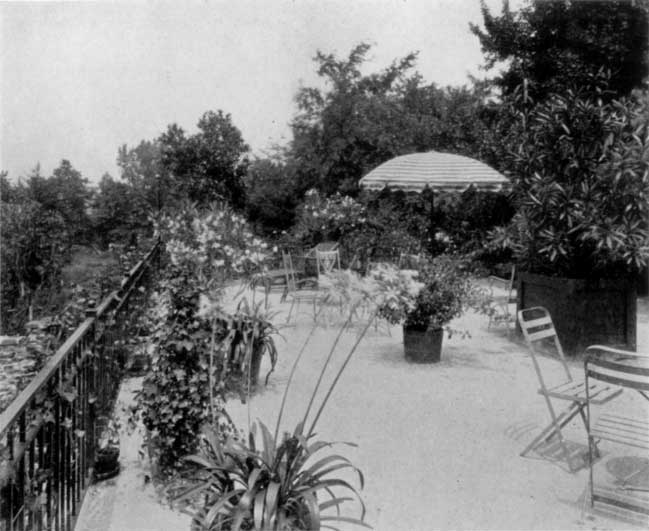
404, 255, 479, 330
292, 189, 366, 247
366, 264, 424, 324
155, 201, 269, 288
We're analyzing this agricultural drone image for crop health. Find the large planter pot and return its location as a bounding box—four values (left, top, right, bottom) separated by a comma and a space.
248, 344, 264, 388
517, 272, 637, 356
403, 326, 443, 363
230, 343, 264, 389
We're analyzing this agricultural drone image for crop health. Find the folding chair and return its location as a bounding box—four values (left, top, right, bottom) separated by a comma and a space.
518, 307, 622, 472
487, 265, 517, 331
398, 252, 423, 271
282, 252, 322, 324
584, 346, 649, 516
315, 249, 341, 277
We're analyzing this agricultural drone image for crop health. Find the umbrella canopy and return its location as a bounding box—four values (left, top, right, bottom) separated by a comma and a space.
359, 151, 510, 193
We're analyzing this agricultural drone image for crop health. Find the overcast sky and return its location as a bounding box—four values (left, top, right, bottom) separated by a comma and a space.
1, 0, 518, 183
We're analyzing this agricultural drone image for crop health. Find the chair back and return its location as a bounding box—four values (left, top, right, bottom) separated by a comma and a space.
585, 346, 649, 394
398, 252, 422, 270
282, 252, 299, 292
316, 249, 341, 277
488, 265, 516, 299
518, 306, 572, 389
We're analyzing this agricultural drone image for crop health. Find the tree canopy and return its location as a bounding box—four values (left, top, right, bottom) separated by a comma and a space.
159, 110, 249, 208
289, 43, 498, 196
470, 0, 649, 99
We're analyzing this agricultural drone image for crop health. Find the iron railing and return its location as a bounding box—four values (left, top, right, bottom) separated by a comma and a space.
0, 241, 161, 531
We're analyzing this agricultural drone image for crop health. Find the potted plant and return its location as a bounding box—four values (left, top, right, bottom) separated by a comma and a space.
401, 256, 475, 363
214, 297, 279, 392
94, 416, 120, 481
495, 78, 648, 354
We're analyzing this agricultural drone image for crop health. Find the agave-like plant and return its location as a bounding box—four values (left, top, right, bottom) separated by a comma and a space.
176, 419, 368, 531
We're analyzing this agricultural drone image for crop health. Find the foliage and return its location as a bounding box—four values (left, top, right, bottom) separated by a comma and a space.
434, 188, 515, 254
176, 421, 367, 531
334, 187, 513, 271
0, 199, 70, 333
365, 264, 424, 325
26, 160, 92, 242
156, 201, 269, 285
404, 255, 478, 330
159, 111, 249, 208
289, 43, 499, 196
117, 139, 177, 214
291, 189, 366, 251
200, 296, 280, 395
496, 83, 649, 277
470, 0, 649, 100
138, 203, 274, 470
91, 173, 150, 247
244, 156, 305, 236
137, 279, 235, 470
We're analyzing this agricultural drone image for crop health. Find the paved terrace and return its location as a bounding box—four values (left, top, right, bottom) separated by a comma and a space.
76, 289, 649, 531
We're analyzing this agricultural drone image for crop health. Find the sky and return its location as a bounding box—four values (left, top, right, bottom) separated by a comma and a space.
1, 0, 520, 183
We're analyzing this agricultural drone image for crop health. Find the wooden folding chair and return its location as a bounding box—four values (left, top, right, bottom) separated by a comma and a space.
584, 346, 649, 516
282, 252, 322, 324
518, 307, 622, 472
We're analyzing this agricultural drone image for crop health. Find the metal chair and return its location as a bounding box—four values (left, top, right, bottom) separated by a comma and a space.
518, 307, 622, 472
584, 346, 649, 516
398, 252, 423, 271
282, 252, 322, 324
487, 265, 517, 331
315, 249, 341, 278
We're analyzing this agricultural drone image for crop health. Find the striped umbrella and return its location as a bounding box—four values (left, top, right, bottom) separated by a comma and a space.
359, 151, 510, 192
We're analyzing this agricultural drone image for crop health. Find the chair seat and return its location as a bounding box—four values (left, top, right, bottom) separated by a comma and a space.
541, 380, 622, 404
591, 413, 649, 450
288, 289, 321, 298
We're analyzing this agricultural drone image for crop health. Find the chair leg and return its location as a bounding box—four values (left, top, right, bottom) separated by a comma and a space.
521, 401, 584, 471
588, 434, 596, 507
286, 299, 296, 324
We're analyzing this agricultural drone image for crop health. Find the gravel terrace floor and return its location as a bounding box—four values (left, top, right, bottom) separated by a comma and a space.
76, 287, 649, 531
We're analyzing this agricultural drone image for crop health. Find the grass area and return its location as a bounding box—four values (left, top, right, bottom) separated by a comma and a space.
61, 245, 120, 287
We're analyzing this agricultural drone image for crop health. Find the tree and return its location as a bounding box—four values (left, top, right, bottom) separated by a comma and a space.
159, 111, 249, 208
91, 173, 148, 247
497, 83, 649, 277
1, 199, 70, 331
244, 155, 304, 235
290, 43, 419, 195
26, 160, 92, 242
289, 43, 499, 196
117, 140, 175, 214
470, 0, 649, 100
